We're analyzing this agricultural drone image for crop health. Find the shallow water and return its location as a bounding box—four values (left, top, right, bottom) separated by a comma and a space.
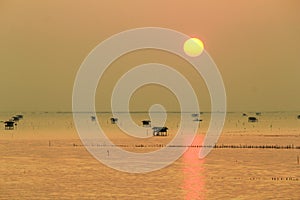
0, 112, 299, 199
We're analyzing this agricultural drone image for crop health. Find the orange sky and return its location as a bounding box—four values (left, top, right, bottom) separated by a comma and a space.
0, 0, 300, 112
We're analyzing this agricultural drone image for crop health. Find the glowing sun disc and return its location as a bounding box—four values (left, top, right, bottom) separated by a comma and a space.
184, 38, 204, 57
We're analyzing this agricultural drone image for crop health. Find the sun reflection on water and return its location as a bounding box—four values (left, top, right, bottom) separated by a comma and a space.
182, 135, 206, 200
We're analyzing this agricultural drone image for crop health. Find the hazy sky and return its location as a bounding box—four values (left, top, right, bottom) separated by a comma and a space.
1, 0, 300, 112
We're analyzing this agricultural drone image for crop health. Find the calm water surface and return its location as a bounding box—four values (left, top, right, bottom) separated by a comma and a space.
0, 112, 299, 199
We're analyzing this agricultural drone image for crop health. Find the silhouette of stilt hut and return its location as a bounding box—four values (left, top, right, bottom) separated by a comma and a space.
193, 118, 203, 122
91, 116, 96, 121
152, 127, 168, 136
16, 114, 23, 119
11, 116, 20, 122
248, 116, 258, 122
110, 118, 118, 124
242, 113, 247, 116
4, 121, 15, 130
191, 113, 199, 117
141, 120, 151, 127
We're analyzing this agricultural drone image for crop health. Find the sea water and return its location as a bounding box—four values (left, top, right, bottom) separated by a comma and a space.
0, 112, 299, 199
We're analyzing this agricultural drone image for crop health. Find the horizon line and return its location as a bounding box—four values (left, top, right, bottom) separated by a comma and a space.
0, 110, 300, 114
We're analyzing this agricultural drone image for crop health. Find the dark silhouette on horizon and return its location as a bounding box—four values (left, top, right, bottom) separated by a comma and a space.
4, 121, 15, 130
248, 116, 258, 122
152, 127, 168, 136
91, 116, 96, 121
141, 120, 151, 127
2, 114, 23, 130
110, 117, 118, 124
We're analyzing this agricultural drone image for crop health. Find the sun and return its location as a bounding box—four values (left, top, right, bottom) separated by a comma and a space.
183, 38, 204, 57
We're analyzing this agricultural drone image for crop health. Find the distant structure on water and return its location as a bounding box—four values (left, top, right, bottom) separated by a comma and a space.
242, 113, 248, 116
4, 121, 15, 130
11, 116, 20, 122
256, 112, 262, 116
191, 113, 202, 122
2, 114, 23, 130
141, 120, 151, 127
91, 116, 96, 121
297, 115, 300, 120
110, 117, 118, 124
152, 127, 168, 136
15, 114, 23, 119
248, 116, 258, 122
193, 118, 203, 122
191, 113, 199, 117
